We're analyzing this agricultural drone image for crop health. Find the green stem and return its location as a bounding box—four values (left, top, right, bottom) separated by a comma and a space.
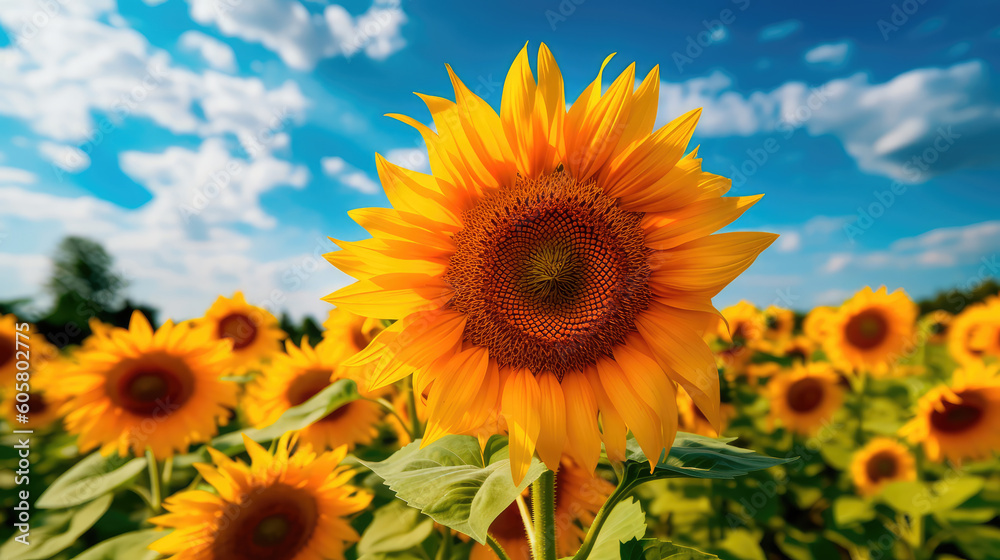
572, 480, 637, 559
533, 469, 557, 560
161, 457, 173, 491
435, 526, 452, 560
404, 375, 423, 438
488, 535, 513, 560
145, 449, 161, 513
855, 373, 869, 446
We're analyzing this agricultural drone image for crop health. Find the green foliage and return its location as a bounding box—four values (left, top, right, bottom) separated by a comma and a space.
358, 501, 435, 558
621, 537, 721, 559
70, 530, 161, 560
36, 452, 147, 509
361, 434, 546, 545
1, 494, 112, 560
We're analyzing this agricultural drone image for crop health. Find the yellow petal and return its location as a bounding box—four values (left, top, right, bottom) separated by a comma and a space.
561, 372, 602, 474
642, 195, 764, 250
564, 56, 635, 181
322, 273, 452, 320
596, 357, 663, 471
502, 368, 541, 485
427, 346, 490, 431
370, 310, 466, 388
649, 232, 779, 298
586, 365, 627, 462
535, 372, 567, 471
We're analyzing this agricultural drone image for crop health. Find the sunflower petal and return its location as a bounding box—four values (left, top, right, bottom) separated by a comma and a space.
502, 368, 541, 484
535, 372, 567, 471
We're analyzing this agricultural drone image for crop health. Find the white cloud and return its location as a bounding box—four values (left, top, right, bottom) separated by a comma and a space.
38, 142, 91, 173
179, 30, 237, 72
814, 288, 852, 306
0, 166, 37, 184
186, 0, 407, 70
758, 20, 800, 42
321, 156, 379, 194
657, 61, 1000, 182
776, 231, 801, 252
821, 221, 1000, 273
0, 7, 307, 144
384, 147, 429, 173
804, 41, 851, 66
119, 138, 310, 229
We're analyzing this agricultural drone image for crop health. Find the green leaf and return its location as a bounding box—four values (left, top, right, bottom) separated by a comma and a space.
36, 451, 147, 509
951, 526, 1000, 560
622, 432, 795, 485
1, 494, 112, 560
70, 529, 161, 560
833, 496, 876, 526
880, 477, 983, 515
358, 501, 435, 556
710, 529, 766, 560
214, 378, 360, 448
360, 434, 546, 544
588, 498, 647, 560
621, 537, 720, 559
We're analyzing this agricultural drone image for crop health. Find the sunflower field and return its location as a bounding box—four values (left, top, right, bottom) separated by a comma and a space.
3, 43, 1000, 560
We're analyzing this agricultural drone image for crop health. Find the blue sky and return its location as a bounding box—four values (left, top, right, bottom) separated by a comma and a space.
1, 0, 998, 321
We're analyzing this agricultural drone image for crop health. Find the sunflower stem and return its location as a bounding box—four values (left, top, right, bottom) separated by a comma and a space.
145, 448, 161, 513
161, 457, 173, 491
405, 375, 423, 438
487, 535, 513, 560
855, 373, 869, 446
436, 526, 452, 560
516, 494, 536, 554
367, 396, 414, 441
532, 469, 557, 560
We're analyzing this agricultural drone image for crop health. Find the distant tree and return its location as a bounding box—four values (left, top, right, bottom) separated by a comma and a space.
918, 278, 999, 315
279, 313, 323, 346
47, 236, 127, 308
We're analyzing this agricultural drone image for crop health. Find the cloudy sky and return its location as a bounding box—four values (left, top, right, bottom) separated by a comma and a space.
1, 0, 998, 321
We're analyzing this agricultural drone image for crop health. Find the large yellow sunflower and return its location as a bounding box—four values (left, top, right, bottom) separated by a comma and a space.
243, 337, 385, 451
900, 362, 1000, 463
193, 292, 286, 373
849, 438, 916, 497
54, 312, 238, 459
150, 434, 371, 560
948, 296, 1000, 365
823, 287, 917, 375
323, 44, 775, 482
768, 362, 845, 436
471, 459, 615, 560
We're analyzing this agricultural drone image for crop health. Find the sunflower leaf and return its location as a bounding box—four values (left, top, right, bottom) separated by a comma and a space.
621, 432, 795, 484
620, 536, 721, 559
358, 501, 435, 556
36, 451, 147, 509
211, 377, 360, 449
359, 434, 546, 544
587, 498, 647, 559
69, 529, 161, 560
1, 494, 112, 560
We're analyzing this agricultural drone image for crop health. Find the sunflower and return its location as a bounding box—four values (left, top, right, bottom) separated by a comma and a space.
823, 287, 917, 375
762, 305, 795, 341
150, 434, 371, 560
918, 310, 953, 345
803, 305, 836, 344
193, 292, 286, 373
948, 296, 1000, 365
471, 459, 615, 560
54, 312, 238, 459
322, 44, 775, 482
244, 337, 385, 451
0, 314, 59, 393
713, 301, 766, 378
850, 438, 916, 497
768, 362, 845, 436
322, 308, 387, 355
900, 362, 1000, 463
